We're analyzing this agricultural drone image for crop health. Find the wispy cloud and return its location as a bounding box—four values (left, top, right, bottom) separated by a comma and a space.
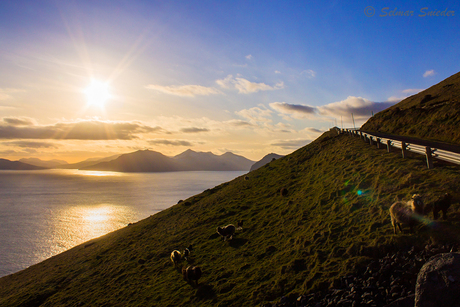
180, 127, 210, 133
2, 117, 36, 126
301, 69, 316, 78
235, 106, 273, 124
269, 102, 316, 119
387, 88, 425, 103
423, 70, 436, 78
0, 88, 24, 100
4, 141, 59, 149
245, 54, 253, 60
216, 75, 284, 93
0, 119, 164, 140
145, 84, 222, 97
271, 138, 311, 149
148, 139, 194, 147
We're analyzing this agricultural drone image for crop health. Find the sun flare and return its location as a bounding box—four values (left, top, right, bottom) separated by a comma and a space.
84, 80, 111, 108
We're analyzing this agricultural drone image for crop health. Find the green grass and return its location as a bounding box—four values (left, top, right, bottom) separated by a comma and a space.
362, 71, 460, 146
2, 130, 460, 307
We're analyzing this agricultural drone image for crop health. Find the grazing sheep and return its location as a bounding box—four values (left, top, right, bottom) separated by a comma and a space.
170, 250, 182, 267
216, 224, 236, 241
389, 194, 424, 234
237, 220, 243, 231
183, 248, 191, 261
432, 193, 453, 220
182, 266, 202, 286
280, 187, 288, 197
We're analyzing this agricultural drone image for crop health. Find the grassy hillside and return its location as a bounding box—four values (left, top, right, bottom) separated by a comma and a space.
1, 130, 460, 306
362, 71, 460, 146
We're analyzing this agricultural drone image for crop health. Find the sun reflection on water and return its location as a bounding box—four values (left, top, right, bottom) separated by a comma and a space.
52, 204, 133, 252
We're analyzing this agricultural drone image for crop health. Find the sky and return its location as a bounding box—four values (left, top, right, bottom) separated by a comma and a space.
0, 0, 459, 163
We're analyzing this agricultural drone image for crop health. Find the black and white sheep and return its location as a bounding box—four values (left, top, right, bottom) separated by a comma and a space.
432, 193, 453, 220
182, 266, 202, 286
170, 250, 182, 267
389, 194, 424, 234
216, 224, 236, 241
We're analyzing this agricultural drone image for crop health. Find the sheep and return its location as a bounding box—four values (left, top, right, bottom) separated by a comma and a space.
182, 266, 202, 286
170, 250, 182, 267
389, 194, 424, 234
183, 247, 191, 261
432, 193, 453, 220
280, 187, 288, 197
216, 224, 236, 241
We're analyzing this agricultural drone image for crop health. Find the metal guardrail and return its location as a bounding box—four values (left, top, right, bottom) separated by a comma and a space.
338, 128, 460, 169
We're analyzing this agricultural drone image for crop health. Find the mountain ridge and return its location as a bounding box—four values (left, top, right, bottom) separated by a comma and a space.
81, 149, 255, 172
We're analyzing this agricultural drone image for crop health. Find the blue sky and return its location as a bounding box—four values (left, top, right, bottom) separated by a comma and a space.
0, 0, 458, 162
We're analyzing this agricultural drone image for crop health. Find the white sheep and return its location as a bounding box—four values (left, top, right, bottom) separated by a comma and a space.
389, 194, 424, 234
170, 250, 182, 267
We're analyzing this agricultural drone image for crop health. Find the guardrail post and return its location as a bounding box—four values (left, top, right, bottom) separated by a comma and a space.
369, 136, 374, 146
360, 131, 363, 140
426, 147, 434, 169
401, 142, 407, 158
387, 140, 392, 153
376, 138, 381, 149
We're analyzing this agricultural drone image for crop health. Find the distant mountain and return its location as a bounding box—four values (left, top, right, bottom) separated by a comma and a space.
60, 155, 120, 169
19, 158, 68, 168
81, 149, 254, 172
250, 153, 284, 171
0, 158, 45, 170
173, 149, 254, 171
361, 71, 460, 146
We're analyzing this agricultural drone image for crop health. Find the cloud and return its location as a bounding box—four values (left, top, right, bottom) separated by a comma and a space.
0, 88, 24, 100
180, 127, 210, 133
146, 84, 222, 97
0, 119, 164, 140
224, 119, 254, 127
317, 96, 395, 120
4, 141, 59, 149
301, 69, 316, 78
271, 139, 311, 149
275, 70, 281, 74
216, 75, 284, 93
235, 106, 273, 124
423, 70, 436, 78
402, 88, 424, 94
246, 54, 253, 60
269, 102, 316, 119
2, 117, 35, 126
148, 139, 194, 147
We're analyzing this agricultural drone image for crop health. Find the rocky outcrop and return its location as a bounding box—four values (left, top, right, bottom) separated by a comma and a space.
415, 252, 460, 307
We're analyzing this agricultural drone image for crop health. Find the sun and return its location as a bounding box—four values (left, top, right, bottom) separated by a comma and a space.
83, 80, 111, 108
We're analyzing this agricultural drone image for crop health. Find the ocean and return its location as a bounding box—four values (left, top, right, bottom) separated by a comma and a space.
0, 169, 246, 277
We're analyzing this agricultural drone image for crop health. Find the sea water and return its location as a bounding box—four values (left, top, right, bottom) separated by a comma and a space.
0, 169, 245, 277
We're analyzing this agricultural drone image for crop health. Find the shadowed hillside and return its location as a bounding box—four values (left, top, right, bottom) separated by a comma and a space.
1, 128, 460, 306
362, 71, 460, 145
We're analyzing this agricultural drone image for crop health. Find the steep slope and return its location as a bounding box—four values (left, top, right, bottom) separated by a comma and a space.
250, 153, 284, 171
361, 71, 460, 145
1, 130, 460, 307
0, 159, 45, 170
